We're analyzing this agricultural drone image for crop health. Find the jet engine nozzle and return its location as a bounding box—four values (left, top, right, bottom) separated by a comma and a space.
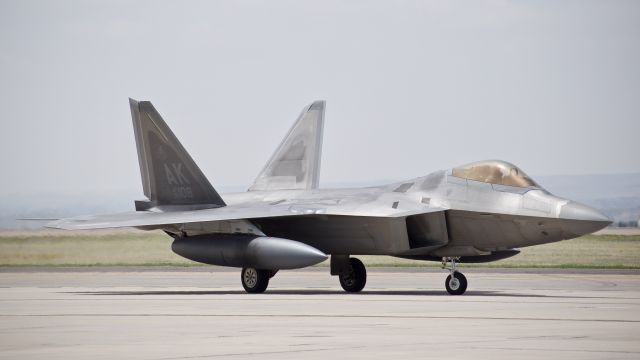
172, 234, 327, 269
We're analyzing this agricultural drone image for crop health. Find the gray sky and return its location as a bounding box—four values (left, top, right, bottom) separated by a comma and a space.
1, 0, 639, 197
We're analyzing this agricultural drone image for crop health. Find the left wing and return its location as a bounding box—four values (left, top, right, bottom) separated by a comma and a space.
46, 204, 321, 230
47, 202, 446, 230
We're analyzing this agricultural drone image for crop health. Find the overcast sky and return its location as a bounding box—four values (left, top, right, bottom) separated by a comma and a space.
1, 0, 639, 197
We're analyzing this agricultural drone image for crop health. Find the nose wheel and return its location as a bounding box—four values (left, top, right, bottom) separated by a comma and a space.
442, 258, 467, 295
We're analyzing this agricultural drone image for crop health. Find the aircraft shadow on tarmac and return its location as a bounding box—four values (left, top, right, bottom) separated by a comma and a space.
69, 289, 566, 298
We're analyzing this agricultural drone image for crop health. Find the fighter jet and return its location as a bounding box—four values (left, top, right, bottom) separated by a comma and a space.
48, 99, 612, 295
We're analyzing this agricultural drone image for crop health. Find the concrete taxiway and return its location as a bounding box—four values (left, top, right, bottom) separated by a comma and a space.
0, 268, 639, 359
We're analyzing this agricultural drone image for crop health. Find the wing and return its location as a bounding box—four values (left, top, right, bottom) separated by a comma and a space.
45, 204, 321, 230
47, 202, 446, 230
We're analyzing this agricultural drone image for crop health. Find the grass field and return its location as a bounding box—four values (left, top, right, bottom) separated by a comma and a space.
0, 230, 639, 269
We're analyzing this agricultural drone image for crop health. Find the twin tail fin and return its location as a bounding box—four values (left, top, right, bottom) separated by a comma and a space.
129, 99, 225, 209
249, 101, 325, 191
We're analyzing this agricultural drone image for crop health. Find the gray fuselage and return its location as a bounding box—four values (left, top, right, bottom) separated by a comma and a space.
196, 168, 610, 259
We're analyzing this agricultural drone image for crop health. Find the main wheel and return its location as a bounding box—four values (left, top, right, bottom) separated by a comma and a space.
339, 258, 367, 293
241, 267, 270, 293
445, 272, 467, 295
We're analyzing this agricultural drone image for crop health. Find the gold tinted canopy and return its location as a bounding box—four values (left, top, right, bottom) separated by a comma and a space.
452, 160, 540, 188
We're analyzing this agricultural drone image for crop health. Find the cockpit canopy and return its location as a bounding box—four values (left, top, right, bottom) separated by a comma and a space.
452, 160, 540, 188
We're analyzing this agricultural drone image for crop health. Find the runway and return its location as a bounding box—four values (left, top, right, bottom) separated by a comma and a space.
1, 268, 639, 359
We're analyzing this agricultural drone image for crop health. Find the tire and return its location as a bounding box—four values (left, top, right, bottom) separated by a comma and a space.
445, 272, 467, 295
241, 267, 270, 293
339, 258, 367, 293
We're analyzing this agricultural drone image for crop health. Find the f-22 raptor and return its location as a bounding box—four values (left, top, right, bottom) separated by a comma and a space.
49, 100, 611, 295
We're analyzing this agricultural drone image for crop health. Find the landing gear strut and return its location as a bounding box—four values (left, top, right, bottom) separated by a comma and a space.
442, 257, 467, 295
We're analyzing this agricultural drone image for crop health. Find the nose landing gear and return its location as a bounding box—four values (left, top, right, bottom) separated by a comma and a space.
442, 257, 467, 295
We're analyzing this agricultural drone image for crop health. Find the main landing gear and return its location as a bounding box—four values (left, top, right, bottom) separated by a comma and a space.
240, 267, 277, 293
339, 258, 367, 292
442, 257, 467, 295
331, 255, 367, 292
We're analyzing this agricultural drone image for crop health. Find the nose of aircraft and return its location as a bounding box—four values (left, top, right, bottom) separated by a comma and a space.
560, 201, 611, 222
559, 201, 612, 236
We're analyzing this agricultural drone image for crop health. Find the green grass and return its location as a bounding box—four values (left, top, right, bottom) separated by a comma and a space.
0, 232, 639, 269
0, 232, 192, 267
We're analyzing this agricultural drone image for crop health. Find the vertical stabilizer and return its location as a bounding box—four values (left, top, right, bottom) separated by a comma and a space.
249, 101, 325, 191
130, 99, 225, 208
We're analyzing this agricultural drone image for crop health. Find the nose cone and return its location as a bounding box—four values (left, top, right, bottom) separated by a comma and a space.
560, 201, 611, 222
559, 201, 612, 236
